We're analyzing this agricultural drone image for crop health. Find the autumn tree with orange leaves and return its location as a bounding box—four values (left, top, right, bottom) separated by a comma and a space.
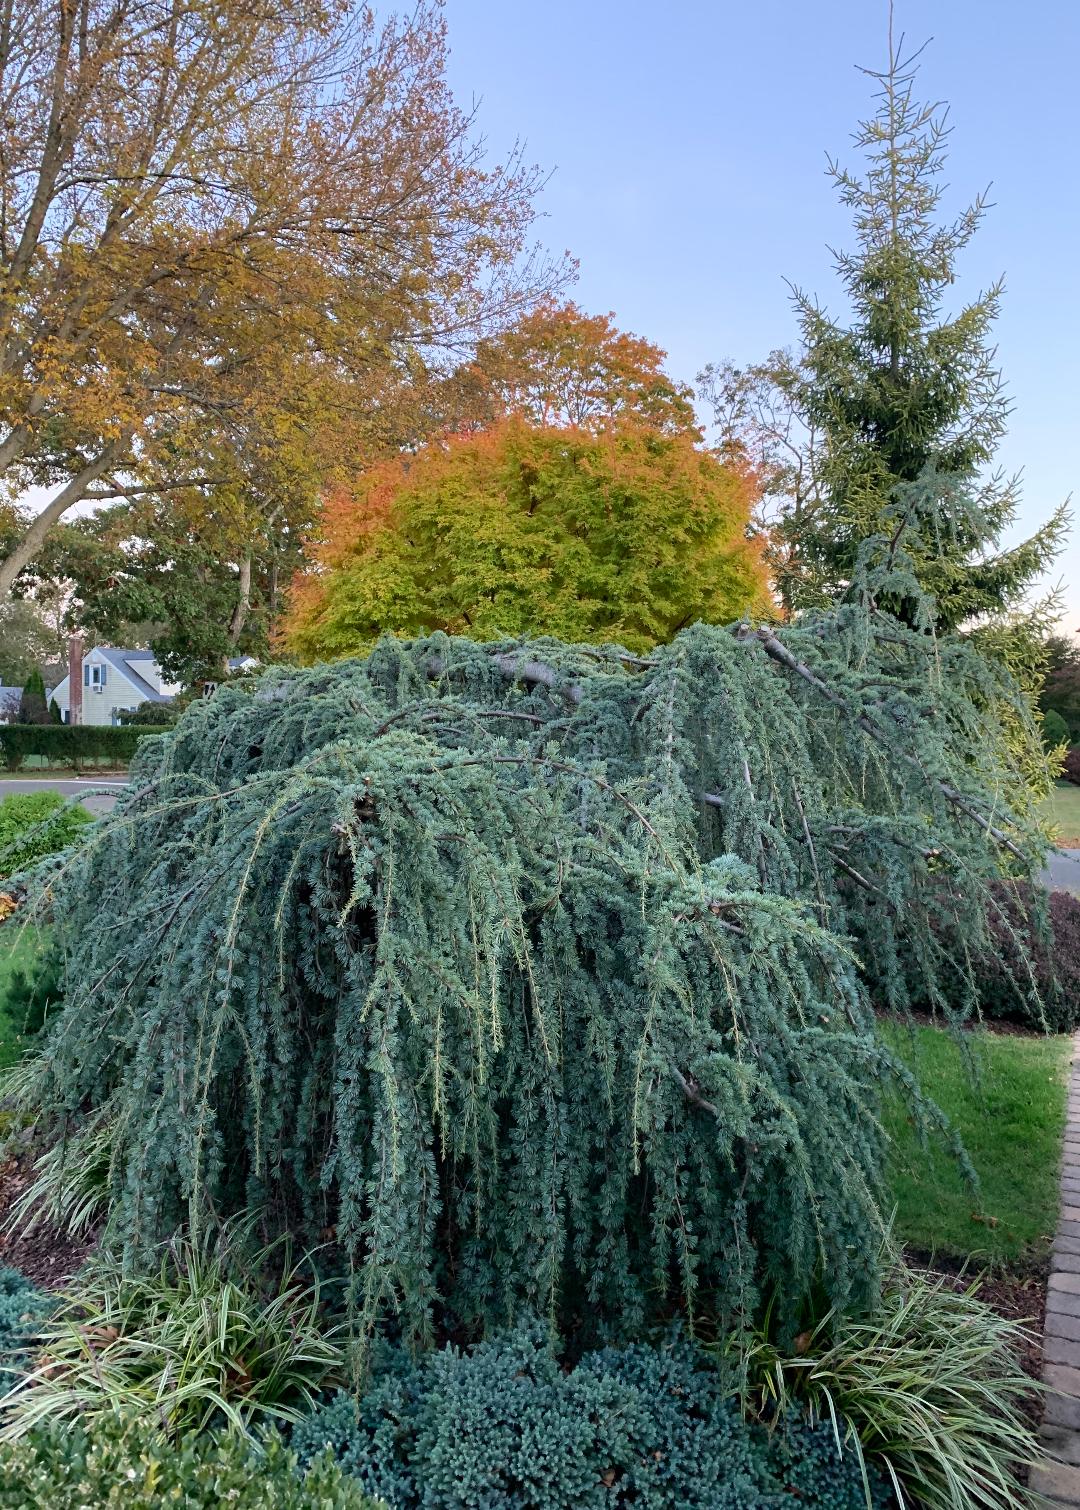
284, 418, 769, 659
431, 301, 700, 437
0, 0, 559, 608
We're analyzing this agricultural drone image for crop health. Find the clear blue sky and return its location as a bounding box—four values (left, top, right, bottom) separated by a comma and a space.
443, 0, 1080, 631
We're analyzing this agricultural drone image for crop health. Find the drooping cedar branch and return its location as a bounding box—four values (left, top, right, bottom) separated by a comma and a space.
427, 622, 1028, 860
739, 624, 1027, 859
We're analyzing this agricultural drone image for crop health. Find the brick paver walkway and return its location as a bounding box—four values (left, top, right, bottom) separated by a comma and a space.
1033, 1033, 1080, 1504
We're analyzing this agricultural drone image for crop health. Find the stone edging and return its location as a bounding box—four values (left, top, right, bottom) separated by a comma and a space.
1032, 1031, 1080, 1503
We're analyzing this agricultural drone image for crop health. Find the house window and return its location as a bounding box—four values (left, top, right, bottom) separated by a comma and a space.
84, 663, 107, 691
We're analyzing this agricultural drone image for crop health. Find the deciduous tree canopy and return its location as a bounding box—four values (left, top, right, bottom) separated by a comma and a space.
284, 420, 770, 660
433, 301, 700, 436
0, 0, 558, 602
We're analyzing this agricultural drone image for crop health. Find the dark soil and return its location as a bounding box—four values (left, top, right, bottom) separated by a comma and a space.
0, 1149, 96, 1287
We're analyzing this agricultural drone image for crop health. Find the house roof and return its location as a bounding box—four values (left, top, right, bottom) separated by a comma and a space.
51, 647, 174, 705
93, 647, 172, 703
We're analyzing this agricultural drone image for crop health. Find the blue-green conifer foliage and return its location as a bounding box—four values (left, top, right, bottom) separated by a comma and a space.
14, 610, 1044, 1348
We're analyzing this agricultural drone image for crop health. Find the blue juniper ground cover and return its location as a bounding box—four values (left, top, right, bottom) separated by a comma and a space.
0, 613, 1058, 1507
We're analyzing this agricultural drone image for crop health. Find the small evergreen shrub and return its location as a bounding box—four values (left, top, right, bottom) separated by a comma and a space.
1043, 708, 1070, 752
18, 671, 49, 727
0, 792, 92, 879
0, 943, 62, 1043
0, 1268, 51, 1399
1063, 746, 1080, 786
0, 1413, 382, 1509
290, 1324, 890, 1509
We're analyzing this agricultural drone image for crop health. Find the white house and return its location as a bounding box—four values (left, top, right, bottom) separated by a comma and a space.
49, 647, 180, 726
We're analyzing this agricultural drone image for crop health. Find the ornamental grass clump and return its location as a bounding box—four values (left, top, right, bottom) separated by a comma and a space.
738, 1265, 1040, 1510
8, 612, 1046, 1349
0, 1226, 346, 1439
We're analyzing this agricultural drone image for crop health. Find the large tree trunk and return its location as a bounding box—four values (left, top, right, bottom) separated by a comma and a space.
0, 442, 125, 602
227, 553, 253, 651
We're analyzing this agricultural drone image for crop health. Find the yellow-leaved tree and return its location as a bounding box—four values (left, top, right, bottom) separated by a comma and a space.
284, 418, 770, 659
0, 0, 559, 602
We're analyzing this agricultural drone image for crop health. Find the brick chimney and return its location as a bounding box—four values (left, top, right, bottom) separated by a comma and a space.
68, 635, 83, 726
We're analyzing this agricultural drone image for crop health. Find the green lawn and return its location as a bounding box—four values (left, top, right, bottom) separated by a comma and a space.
1042, 781, 1080, 845
0, 925, 46, 1070
881, 1019, 1071, 1265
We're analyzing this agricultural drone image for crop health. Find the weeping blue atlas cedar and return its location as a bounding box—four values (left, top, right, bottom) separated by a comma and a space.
12, 608, 1047, 1350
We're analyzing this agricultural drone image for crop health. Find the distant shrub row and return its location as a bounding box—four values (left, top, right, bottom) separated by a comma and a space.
0, 725, 170, 772
972, 881, 1080, 1031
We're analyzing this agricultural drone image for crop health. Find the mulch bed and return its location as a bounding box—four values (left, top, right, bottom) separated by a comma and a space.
877, 1006, 1042, 1038
0, 1148, 96, 1288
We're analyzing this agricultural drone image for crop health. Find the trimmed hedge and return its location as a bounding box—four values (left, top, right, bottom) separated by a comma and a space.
0, 1413, 381, 1508
0, 725, 170, 772
973, 882, 1080, 1031
291, 1325, 889, 1509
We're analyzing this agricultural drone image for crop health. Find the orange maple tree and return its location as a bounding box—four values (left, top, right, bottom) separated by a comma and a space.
285, 418, 770, 659
432, 301, 700, 437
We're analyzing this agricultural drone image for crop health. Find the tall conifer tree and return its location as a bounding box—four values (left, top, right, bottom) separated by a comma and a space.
705, 15, 1066, 630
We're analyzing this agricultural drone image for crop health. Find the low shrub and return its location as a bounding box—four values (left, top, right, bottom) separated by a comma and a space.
115, 699, 183, 727
0, 792, 92, 879
1044, 708, 1071, 751
0, 1412, 382, 1508
0, 1269, 50, 1399
291, 1323, 889, 1509
0, 944, 62, 1044
973, 881, 1080, 1030
739, 1264, 1039, 1510
1063, 746, 1080, 785
0, 1227, 346, 1439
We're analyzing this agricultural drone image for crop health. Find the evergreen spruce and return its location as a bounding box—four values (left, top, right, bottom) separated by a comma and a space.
707, 20, 1066, 630
11, 611, 1045, 1352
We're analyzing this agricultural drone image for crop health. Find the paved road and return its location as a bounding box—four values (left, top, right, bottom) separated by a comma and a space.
0, 776, 127, 817
1043, 848, 1080, 896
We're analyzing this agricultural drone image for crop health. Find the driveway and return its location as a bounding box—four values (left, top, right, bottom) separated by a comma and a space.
0, 776, 127, 818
